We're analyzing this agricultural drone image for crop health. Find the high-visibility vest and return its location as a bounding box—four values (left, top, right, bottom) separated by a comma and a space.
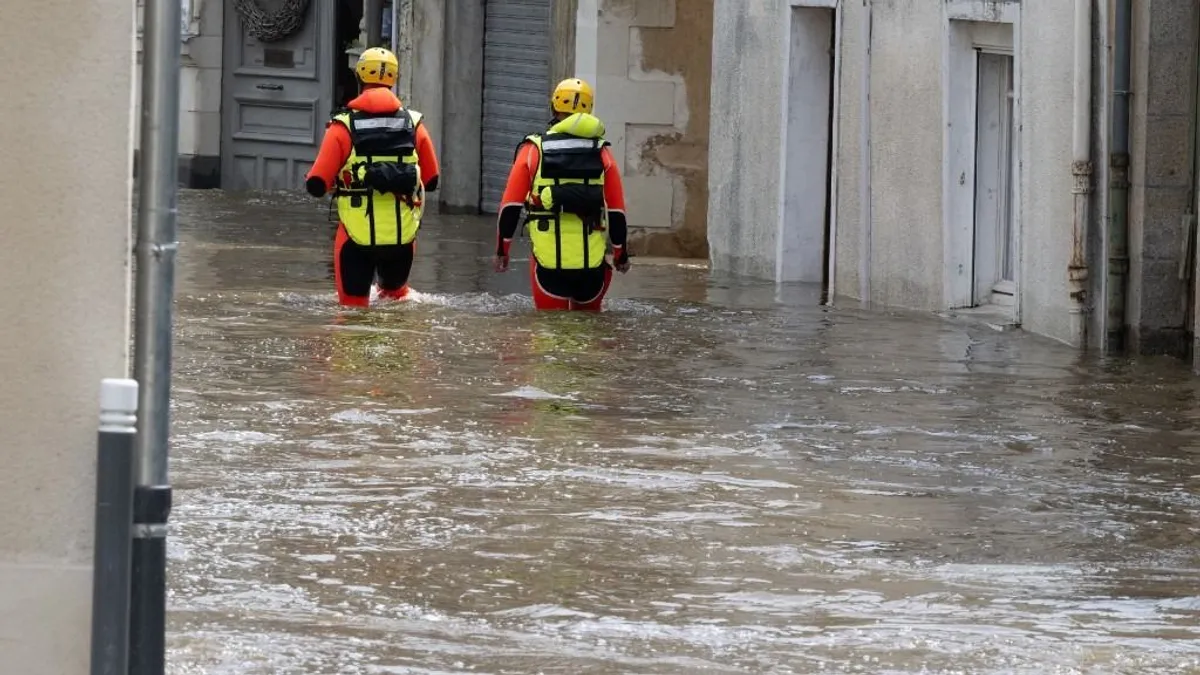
522, 112, 610, 270
331, 108, 425, 246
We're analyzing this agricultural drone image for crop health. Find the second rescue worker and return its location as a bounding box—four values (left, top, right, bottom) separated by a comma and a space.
305, 47, 440, 307
493, 78, 631, 311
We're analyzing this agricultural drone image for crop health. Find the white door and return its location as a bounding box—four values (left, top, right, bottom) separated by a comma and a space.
780, 7, 835, 285
480, 0, 552, 214
972, 51, 1016, 306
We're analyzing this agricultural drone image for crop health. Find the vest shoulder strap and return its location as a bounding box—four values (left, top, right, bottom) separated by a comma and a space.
514, 134, 542, 162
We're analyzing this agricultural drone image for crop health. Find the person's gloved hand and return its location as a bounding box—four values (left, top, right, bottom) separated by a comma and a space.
612, 245, 631, 273
494, 238, 512, 273
305, 176, 326, 198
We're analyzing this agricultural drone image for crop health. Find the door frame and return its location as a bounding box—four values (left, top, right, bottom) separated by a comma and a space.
972, 49, 1016, 306
777, 0, 842, 300
942, 5, 1021, 320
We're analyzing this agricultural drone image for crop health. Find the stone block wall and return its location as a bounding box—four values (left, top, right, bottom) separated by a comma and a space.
589, 0, 713, 257
1127, 0, 1199, 355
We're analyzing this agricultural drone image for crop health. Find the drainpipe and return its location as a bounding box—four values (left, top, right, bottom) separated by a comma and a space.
1189, 17, 1200, 365
1107, 0, 1132, 351
1068, 0, 1094, 347
858, 0, 873, 305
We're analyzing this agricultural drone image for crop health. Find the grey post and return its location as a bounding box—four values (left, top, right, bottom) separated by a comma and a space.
130, 0, 182, 672
366, 0, 385, 46
90, 379, 138, 675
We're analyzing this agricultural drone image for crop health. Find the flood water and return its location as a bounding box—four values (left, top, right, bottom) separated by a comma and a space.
166, 190, 1200, 674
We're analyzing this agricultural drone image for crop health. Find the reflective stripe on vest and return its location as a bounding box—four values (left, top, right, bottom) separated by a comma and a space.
332, 108, 425, 247
523, 126, 610, 271
540, 138, 597, 151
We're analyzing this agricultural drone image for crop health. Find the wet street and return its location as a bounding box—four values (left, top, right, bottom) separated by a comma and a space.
166, 190, 1200, 674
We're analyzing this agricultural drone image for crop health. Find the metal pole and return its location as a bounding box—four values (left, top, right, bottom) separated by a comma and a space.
1067, 0, 1094, 347
131, 0, 182, 673
90, 379, 139, 675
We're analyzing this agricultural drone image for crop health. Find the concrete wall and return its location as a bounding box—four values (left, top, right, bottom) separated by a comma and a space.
0, 1, 135, 673
835, 1, 865, 302
410, 0, 481, 213
708, 0, 789, 278
553, 0, 580, 84
1016, 0, 1077, 345
136, 0, 223, 188
1126, 0, 1199, 356
863, 0, 943, 310
579, 0, 713, 257
710, 0, 1093, 347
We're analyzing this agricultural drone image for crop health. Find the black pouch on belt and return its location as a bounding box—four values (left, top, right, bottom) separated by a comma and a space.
548, 183, 605, 215
364, 161, 418, 196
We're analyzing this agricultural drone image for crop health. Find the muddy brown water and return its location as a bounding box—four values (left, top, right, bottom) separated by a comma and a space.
165, 190, 1200, 674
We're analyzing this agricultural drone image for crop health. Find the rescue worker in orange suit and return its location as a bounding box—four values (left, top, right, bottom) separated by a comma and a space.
305, 47, 440, 307
493, 78, 630, 311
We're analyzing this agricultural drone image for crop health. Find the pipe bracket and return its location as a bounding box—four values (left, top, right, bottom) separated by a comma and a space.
1071, 160, 1094, 194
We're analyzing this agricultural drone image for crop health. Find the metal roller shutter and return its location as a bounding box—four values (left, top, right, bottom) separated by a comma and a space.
480, 0, 552, 213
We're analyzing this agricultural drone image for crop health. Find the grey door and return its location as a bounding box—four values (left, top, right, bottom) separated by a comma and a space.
480, 0, 552, 213
221, 1, 335, 191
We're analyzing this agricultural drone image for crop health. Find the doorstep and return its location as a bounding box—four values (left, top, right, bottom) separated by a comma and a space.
936, 304, 1020, 332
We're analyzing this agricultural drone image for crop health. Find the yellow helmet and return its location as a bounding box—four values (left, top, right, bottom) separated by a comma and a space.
551, 78, 594, 114
356, 47, 399, 87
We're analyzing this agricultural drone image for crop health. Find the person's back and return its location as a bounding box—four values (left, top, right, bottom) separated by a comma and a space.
305, 48, 440, 307
493, 78, 630, 311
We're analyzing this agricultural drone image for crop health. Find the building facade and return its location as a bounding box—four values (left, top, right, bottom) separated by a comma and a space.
574, 0, 714, 257
142, 0, 712, 257
1, 1, 135, 672
709, 0, 1200, 356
